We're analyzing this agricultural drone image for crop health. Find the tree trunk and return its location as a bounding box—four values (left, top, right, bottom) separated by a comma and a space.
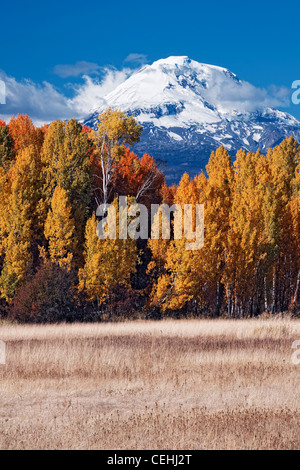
264, 276, 268, 312
293, 270, 300, 310
271, 267, 276, 313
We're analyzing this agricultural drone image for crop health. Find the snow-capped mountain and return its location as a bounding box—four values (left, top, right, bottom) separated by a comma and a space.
83, 56, 300, 182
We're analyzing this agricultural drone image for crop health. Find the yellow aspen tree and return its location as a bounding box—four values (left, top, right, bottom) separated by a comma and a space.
285, 195, 300, 310
284, 155, 300, 310
155, 147, 234, 316
78, 197, 138, 311
263, 136, 300, 312
225, 150, 270, 316
0, 167, 9, 259
41, 119, 93, 253
78, 214, 104, 302
91, 108, 142, 205
202, 146, 234, 315
44, 186, 76, 270
0, 145, 41, 301
149, 173, 206, 314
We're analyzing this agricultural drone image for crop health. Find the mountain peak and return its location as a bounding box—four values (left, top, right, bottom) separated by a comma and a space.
101, 55, 243, 128
151, 55, 191, 66
150, 55, 232, 75
83, 56, 300, 182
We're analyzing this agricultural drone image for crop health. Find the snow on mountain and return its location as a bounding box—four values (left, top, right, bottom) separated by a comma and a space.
83, 56, 300, 182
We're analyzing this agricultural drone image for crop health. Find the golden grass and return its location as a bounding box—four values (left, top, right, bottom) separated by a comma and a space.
0, 318, 300, 450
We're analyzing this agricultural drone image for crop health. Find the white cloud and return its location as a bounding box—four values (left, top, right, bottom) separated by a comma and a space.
53, 61, 102, 78
0, 64, 293, 126
124, 53, 148, 65
0, 67, 133, 125
203, 77, 291, 114
0, 71, 74, 125
69, 67, 133, 118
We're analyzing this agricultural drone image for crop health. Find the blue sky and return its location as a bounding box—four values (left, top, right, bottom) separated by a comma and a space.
1, 0, 300, 122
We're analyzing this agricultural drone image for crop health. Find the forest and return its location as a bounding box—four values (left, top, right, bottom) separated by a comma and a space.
0, 110, 299, 322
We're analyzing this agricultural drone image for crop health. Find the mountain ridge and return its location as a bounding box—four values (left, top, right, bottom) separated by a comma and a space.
83, 56, 300, 182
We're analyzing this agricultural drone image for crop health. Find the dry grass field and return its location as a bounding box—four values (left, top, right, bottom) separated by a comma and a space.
0, 318, 300, 450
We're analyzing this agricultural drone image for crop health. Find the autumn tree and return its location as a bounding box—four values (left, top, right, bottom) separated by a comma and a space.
113, 149, 165, 207
44, 186, 76, 270
148, 172, 206, 314
201, 146, 234, 314
0, 121, 14, 169
8, 114, 44, 155
259, 137, 300, 312
41, 119, 94, 252
78, 197, 138, 314
268, 137, 300, 312
91, 108, 142, 205
224, 150, 270, 316
289, 171, 300, 310
0, 145, 42, 302
1, 109, 299, 320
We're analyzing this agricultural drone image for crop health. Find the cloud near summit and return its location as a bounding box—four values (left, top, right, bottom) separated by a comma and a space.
53, 61, 102, 78
124, 53, 148, 65
0, 60, 293, 125
0, 67, 133, 125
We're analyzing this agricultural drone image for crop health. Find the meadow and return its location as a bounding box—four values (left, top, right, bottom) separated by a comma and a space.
0, 318, 300, 450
